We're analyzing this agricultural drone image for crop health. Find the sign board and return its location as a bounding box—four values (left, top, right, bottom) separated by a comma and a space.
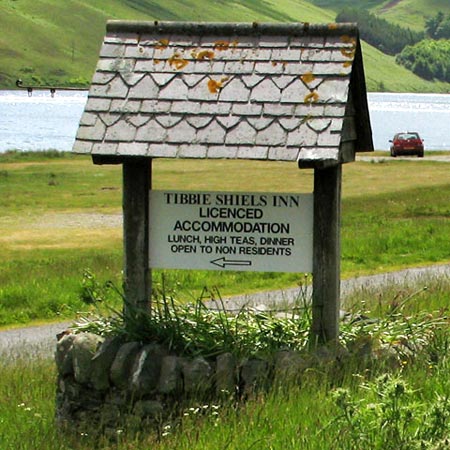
149, 190, 313, 273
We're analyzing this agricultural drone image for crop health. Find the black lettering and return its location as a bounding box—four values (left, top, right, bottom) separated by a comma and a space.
215, 245, 236, 255
168, 234, 201, 244
164, 192, 211, 205
174, 220, 289, 234
171, 244, 197, 253
238, 246, 292, 256
199, 207, 263, 219
204, 235, 227, 244
273, 195, 300, 208
215, 193, 268, 207
259, 237, 295, 246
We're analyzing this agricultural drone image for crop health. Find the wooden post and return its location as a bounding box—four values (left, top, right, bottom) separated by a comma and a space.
310, 164, 342, 345
122, 158, 152, 319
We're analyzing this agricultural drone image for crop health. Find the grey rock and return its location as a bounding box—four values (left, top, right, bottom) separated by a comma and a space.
105, 390, 129, 408
72, 333, 104, 385
58, 375, 103, 411
157, 355, 183, 395
274, 350, 309, 381
57, 375, 81, 399
55, 333, 76, 376
240, 358, 269, 394
130, 343, 168, 395
183, 356, 212, 394
91, 336, 124, 391
215, 352, 236, 395
110, 341, 141, 389
372, 345, 402, 370
347, 335, 373, 359
312, 341, 349, 367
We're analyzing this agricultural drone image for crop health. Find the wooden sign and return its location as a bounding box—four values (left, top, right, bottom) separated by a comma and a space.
149, 190, 313, 272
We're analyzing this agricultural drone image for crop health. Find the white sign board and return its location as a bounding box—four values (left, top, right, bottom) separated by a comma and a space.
149, 190, 313, 273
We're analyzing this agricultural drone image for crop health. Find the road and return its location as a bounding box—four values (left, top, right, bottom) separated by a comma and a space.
356, 154, 450, 163
1, 263, 449, 360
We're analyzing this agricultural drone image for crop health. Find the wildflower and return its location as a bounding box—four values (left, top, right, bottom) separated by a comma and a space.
162, 424, 172, 437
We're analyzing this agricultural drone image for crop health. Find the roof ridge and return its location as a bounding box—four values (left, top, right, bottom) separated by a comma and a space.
106, 20, 359, 38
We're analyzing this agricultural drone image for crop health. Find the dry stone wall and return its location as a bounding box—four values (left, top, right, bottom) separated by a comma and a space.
55, 330, 405, 432
55, 331, 323, 430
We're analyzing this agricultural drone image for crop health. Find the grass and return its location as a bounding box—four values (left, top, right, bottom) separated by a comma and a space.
1, 276, 450, 449
2, 0, 450, 92
74, 284, 313, 359
342, 182, 450, 273
0, 152, 449, 326
312, 0, 450, 32
372, 0, 450, 31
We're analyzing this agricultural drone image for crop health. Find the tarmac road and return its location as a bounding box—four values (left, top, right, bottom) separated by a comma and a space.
1, 263, 449, 360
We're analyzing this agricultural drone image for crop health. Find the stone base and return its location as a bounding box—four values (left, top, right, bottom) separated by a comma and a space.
55, 330, 405, 432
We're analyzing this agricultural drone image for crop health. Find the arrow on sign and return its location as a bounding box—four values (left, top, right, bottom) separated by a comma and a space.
210, 257, 252, 268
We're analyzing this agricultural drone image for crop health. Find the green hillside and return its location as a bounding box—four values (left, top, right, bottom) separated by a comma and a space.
1, 0, 449, 92
311, 0, 450, 30
373, 0, 450, 31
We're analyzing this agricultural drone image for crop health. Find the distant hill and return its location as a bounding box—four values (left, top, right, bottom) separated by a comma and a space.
371, 0, 450, 31
1, 0, 450, 92
309, 0, 450, 31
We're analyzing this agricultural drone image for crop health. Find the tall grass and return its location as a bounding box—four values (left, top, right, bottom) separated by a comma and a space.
1, 276, 450, 449
74, 279, 313, 359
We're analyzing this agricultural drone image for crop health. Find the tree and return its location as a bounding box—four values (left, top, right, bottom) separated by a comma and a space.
425, 11, 445, 38
336, 7, 423, 55
396, 39, 450, 81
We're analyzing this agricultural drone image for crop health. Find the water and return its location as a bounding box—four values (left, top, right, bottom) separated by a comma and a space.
367, 92, 450, 151
1, 90, 450, 152
0, 89, 87, 152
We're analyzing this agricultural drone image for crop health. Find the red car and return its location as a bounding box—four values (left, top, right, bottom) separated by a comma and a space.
389, 132, 424, 157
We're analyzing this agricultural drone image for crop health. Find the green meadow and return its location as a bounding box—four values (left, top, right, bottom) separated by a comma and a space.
1, 275, 450, 449
0, 151, 449, 327
1, 152, 449, 448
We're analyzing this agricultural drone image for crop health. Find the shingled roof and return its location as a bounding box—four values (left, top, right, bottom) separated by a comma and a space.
73, 21, 373, 168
